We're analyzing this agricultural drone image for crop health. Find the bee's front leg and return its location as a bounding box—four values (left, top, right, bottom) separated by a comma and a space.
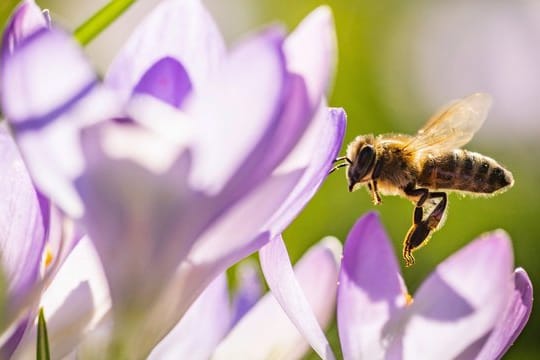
368, 181, 382, 205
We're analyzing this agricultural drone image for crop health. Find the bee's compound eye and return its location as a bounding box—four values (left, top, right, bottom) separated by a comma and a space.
349, 144, 376, 182
357, 145, 375, 166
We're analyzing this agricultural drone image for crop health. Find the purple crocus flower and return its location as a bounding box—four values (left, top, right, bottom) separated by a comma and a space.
0, 0, 345, 356
263, 213, 533, 359
337, 213, 532, 359
11, 236, 339, 358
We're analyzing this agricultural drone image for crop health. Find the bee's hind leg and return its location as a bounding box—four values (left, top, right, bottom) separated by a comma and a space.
403, 191, 448, 267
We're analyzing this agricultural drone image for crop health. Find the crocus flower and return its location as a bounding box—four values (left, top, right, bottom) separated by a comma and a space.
0, 0, 345, 356
12, 236, 339, 358
263, 212, 533, 359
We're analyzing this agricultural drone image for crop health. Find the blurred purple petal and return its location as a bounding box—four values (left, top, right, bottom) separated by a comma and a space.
337, 212, 408, 360
75, 123, 202, 312
284, 6, 337, 108
231, 260, 263, 326
185, 28, 286, 194
214, 237, 340, 359
1, 28, 96, 129
397, 231, 514, 359
150, 275, 231, 359
106, 0, 225, 100
1, 0, 48, 57
11, 237, 110, 359
259, 236, 337, 360
0, 28, 122, 217
0, 125, 47, 313
476, 268, 533, 360
132, 57, 192, 108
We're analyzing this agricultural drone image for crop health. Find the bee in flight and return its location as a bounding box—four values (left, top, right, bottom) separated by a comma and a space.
331, 93, 514, 266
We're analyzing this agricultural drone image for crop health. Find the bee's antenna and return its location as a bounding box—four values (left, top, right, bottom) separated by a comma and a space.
333, 156, 352, 164
329, 161, 350, 174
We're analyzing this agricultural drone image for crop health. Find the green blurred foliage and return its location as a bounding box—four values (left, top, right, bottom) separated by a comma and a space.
0, 0, 537, 358
0, 0, 18, 33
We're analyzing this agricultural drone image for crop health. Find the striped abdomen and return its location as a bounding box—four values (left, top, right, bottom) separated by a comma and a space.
417, 150, 514, 194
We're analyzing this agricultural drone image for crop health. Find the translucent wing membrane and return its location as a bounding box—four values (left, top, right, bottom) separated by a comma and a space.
404, 93, 492, 153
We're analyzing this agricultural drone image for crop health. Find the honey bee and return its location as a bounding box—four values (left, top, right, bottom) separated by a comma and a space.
331, 93, 514, 266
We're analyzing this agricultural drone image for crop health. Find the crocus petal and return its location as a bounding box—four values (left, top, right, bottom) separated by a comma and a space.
0, 125, 47, 318
149, 274, 231, 359
189, 168, 303, 264
132, 56, 193, 108
184, 107, 345, 294
186, 28, 287, 194
257, 236, 340, 360
231, 260, 263, 326
284, 6, 337, 108
1, 28, 96, 129
0, 28, 122, 217
106, 0, 225, 100
1, 0, 48, 57
269, 105, 346, 234
476, 268, 533, 360
11, 237, 110, 360
337, 212, 408, 360
214, 237, 340, 359
396, 231, 514, 359
75, 123, 201, 312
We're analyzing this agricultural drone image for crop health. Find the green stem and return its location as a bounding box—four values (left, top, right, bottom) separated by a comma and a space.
74, 0, 136, 46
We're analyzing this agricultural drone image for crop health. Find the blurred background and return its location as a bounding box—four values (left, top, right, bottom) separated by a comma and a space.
2, 0, 538, 358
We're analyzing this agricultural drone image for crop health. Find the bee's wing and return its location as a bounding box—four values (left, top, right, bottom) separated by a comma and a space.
403, 93, 492, 153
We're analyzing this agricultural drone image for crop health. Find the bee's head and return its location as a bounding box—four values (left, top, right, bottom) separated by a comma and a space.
345, 135, 377, 192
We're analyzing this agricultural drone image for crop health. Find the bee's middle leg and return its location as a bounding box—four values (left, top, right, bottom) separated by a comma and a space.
403, 191, 448, 266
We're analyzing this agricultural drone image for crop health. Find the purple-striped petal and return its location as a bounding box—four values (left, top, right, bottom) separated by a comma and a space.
1, 0, 48, 57
149, 275, 231, 359
105, 0, 225, 101
214, 237, 340, 359
0, 125, 47, 317
258, 236, 338, 360
185, 28, 287, 194
476, 268, 533, 359
337, 212, 408, 360
284, 6, 337, 108
0, 28, 122, 217
1, 28, 96, 128
396, 231, 514, 359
